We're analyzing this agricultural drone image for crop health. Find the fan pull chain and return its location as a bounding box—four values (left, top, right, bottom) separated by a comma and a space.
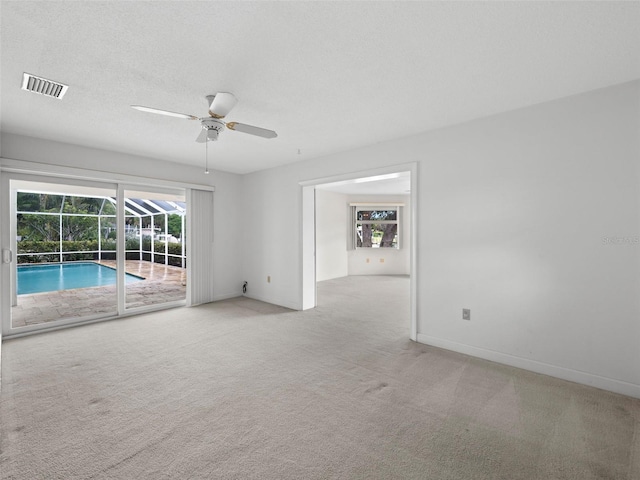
205, 135, 210, 174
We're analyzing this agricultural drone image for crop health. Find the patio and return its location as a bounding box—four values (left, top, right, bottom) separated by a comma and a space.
11, 261, 186, 328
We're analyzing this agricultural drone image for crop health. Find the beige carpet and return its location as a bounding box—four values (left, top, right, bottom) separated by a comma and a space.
1, 275, 639, 479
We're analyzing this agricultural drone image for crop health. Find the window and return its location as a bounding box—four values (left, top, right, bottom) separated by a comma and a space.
352, 204, 401, 248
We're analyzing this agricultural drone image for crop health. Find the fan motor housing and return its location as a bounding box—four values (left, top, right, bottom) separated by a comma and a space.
201, 117, 225, 141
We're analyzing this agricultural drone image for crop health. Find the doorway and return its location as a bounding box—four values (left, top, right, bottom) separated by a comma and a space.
300, 164, 418, 340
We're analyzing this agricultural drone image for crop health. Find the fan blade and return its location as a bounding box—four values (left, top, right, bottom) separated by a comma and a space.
208, 92, 238, 118
195, 129, 208, 143
131, 105, 199, 120
226, 122, 277, 139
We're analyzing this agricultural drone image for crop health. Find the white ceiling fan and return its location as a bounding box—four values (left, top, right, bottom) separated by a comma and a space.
131, 92, 277, 143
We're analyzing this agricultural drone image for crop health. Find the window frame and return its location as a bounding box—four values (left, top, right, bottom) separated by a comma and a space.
350, 203, 403, 250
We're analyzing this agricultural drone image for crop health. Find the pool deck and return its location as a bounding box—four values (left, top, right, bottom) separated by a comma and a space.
11, 260, 186, 329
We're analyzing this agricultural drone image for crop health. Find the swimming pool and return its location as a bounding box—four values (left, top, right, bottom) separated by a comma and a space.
17, 262, 144, 295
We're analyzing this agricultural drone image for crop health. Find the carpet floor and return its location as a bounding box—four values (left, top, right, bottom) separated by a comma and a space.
1, 275, 639, 479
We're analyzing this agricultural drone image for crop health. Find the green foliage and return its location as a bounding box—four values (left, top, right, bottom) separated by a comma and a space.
17, 192, 63, 212
19, 240, 96, 254
18, 239, 116, 254
18, 254, 60, 264
159, 241, 182, 255
17, 193, 41, 211
15, 192, 185, 266
101, 239, 117, 251
128, 239, 184, 256
17, 194, 117, 242
167, 214, 183, 237
61, 196, 103, 214
18, 240, 61, 253
102, 201, 117, 216
62, 216, 99, 241
17, 214, 60, 241
125, 237, 140, 250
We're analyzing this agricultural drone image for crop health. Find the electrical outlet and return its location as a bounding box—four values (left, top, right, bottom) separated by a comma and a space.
462, 309, 471, 321
379, 258, 385, 263
267, 276, 271, 283
366, 258, 370, 263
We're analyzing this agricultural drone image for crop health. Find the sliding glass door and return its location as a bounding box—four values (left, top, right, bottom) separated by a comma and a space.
6, 175, 119, 333
0, 174, 187, 336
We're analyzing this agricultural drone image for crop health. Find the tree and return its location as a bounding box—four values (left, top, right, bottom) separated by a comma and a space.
17, 192, 63, 212
167, 214, 183, 238
62, 216, 98, 241
358, 224, 372, 247
17, 214, 60, 241
357, 223, 397, 248
17, 193, 101, 242
60, 198, 100, 240
379, 224, 397, 247
356, 210, 398, 248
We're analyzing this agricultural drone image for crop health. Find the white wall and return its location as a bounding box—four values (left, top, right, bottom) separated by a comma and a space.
208, 171, 243, 301
240, 80, 640, 398
0, 133, 244, 302
315, 189, 348, 281
240, 165, 304, 309
315, 191, 411, 279
347, 194, 410, 276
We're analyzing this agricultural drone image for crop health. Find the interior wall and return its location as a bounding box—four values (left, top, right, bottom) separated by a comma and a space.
0, 133, 244, 303
315, 191, 411, 280
315, 189, 348, 282
240, 165, 303, 309
208, 171, 243, 301
347, 194, 410, 276
240, 80, 640, 398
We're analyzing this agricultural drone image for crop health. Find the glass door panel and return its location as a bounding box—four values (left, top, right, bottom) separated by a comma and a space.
9, 177, 119, 332
122, 187, 186, 311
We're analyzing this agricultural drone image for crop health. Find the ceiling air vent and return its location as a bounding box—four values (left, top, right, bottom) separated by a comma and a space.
21, 73, 68, 99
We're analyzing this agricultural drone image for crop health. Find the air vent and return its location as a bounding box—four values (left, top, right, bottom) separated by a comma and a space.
21, 73, 68, 99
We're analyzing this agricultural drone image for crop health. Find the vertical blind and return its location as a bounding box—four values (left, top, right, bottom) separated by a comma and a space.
187, 188, 214, 306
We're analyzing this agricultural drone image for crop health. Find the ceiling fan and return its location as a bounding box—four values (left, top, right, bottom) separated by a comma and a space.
131, 92, 277, 143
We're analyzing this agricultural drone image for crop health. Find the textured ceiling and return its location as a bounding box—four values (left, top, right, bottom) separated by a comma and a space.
1, 1, 639, 174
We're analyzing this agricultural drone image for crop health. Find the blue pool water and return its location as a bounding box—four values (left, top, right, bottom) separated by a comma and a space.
17, 262, 144, 295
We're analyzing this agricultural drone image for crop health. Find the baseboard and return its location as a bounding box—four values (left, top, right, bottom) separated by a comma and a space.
242, 293, 300, 311
417, 334, 640, 399
212, 291, 243, 302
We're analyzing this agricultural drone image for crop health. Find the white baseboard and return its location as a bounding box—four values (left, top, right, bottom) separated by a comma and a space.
212, 291, 243, 302
417, 334, 640, 399
241, 293, 300, 311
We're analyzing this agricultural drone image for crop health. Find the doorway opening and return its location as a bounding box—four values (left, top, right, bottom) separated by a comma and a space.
300, 164, 417, 340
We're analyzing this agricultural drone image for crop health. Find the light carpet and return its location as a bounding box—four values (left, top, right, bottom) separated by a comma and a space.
1, 275, 639, 479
